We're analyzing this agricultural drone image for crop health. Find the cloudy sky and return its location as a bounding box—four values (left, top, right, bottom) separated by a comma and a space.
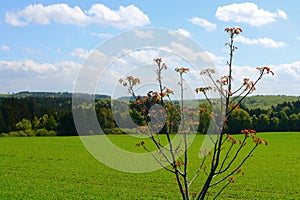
0, 1, 299, 96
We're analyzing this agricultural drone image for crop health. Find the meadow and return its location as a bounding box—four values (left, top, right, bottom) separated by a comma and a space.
0, 132, 299, 199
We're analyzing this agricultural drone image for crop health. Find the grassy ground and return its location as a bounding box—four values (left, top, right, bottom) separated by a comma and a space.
0, 132, 299, 199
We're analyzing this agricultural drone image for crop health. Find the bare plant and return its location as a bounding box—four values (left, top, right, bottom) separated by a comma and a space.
119, 27, 273, 199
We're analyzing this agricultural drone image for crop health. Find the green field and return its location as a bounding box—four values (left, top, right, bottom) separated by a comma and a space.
0, 132, 299, 199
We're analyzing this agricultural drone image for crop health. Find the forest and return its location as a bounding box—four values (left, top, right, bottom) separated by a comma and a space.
0, 92, 299, 136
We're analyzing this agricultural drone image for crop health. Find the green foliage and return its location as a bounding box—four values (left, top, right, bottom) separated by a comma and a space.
31, 116, 39, 130
15, 119, 32, 131
279, 111, 289, 130
7, 131, 22, 137
36, 128, 57, 136
270, 116, 280, 131
0, 95, 300, 136
40, 114, 58, 131
7, 115, 58, 136
6, 129, 35, 137
258, 114, 270, 131
129, 108, 146, 126
103, 127, 124, 134
289, 113, 300, 130
97, 107, 116, 130
226, 107, 252, 133
24, 129, 35, 136
197, 103, 211, 134
165, 102, 181, 133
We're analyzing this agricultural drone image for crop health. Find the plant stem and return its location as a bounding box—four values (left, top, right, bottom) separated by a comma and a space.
197, 31, 235, 200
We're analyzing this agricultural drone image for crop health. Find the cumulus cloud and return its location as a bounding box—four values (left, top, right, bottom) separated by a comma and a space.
5, 3, 150, 29
91, 32, 113, 38
70, 48, 110, 63
170, 29, 191, 37
133, 29, 154, 39
0, 45, 10, 52
168, 42, 223, 64
87, 4, 149, 28
0, 60, 82, 92
0, 59, 80, 74
271, 61, 300, 79
2, 58, 299, 95
189, 17, 216, 31
70, 48, 91, 59
235, 36, 287, 48
214, 60, 300, 95
5, 12, 27, 26
276, 9, 288, 19
215, 2, 287, 26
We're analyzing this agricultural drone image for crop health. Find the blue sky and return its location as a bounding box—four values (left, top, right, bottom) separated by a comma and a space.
0, 1, 299, 96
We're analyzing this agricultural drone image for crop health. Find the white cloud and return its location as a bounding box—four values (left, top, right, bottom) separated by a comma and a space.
0, 59, 80, 74
5, 4, 87, 26
215, 2, 287, 26
2, 58, 299, 95
117, 48, 160, 66
70, 48, 109, 63
5, 12, 27, 26
177, 29, 191, 37
91, 32, 113, 38
0, 45, 10, 52
189, 17, 216, 31
214, 60, 300, 95
276, 9, 288, 19
5, 3, 150, 29
133, 29, 154, 39
271, 61, 300, 79
88, 4, 149, 29
70, 48, 91, 59
55, 61, 81, 75
0, 60, 81, 93
235, 36, 287, 48
172, 29, 191, 37
168, 42, 223, 64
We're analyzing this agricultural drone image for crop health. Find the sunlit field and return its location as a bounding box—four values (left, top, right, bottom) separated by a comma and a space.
0, 132, 299, 199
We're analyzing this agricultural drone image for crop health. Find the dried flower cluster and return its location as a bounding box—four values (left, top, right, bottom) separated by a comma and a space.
175, 67, 190, 74
118, 76, 140, 87
194, 86, 212, 93
225, 27, 243, 35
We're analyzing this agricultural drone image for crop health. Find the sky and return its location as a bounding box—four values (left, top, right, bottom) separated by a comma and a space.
0, 0, 299, 96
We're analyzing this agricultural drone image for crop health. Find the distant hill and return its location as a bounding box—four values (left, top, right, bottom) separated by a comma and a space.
1, 91, 111, 99
0, 92, 299, 110
236, 95, 300, 109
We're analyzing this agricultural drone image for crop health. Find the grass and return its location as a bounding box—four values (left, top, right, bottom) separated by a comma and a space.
0, 132, 299, 199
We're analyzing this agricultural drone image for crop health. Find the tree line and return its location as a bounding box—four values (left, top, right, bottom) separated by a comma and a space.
244, 100, 300, 132
0, 95, 299, 136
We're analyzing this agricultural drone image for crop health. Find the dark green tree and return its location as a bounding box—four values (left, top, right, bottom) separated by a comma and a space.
258, 114, 270, 132
289, 113, 300, 131
270, 116, 280, 131
226, 107, 252, 133
279, 111, 289, 131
